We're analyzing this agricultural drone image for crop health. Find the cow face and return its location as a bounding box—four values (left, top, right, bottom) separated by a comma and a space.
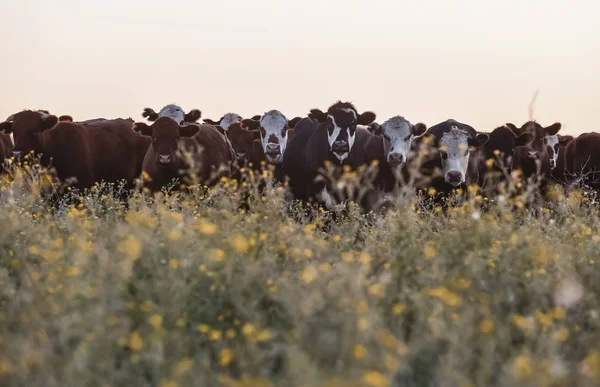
142, 104, 201, 125
485, 126, 534, 169
226, 122, 260, 161
310, 101, 376, 162
376, 116, 426, 166
204, 113, 243, 131
0, 110, 58, 158
133, 117, 199, 165
242, 110, 289, 164
439, 126, 489, 186
544, 134, 560, 169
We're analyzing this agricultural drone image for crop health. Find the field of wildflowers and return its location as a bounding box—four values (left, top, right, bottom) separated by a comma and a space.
1, 158, 600, 387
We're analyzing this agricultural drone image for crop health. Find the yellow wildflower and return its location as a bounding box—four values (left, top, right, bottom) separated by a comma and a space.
363, 371, 389, 387
118, 235, 142, 260
513, 353, 533, 381
300, 266, 318, 284
219, 348, 234, 366
427, 287, 462, 307
128, 331, 143, 351
392, 303, 405, 315
209, 248, 225, 262
230, 234, 249, 254
174, 357, 193, 375
197, 219, 217, 235
197, 324, 210, 333
423, 242, 437, 260
149, 314, 163, 329
353, 344, 367, 359
169, 259, 179, 270
552, 327, 569, 342
479, 319, 494, 334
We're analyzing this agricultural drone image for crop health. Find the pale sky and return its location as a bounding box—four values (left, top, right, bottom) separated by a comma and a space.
1, 0, 598, 135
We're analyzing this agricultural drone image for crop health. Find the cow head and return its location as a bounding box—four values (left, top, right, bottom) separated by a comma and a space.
309, 101, 376, 162
513, 121, 561, 160
142, 104, 201, 125
226, 122, 261, 161
133, 117, 199, 166
241, 110, 289, 164
438, 126, 489, 186
204, 113, 242, 131
0, 110, 59, 158
374, 116, 426, 166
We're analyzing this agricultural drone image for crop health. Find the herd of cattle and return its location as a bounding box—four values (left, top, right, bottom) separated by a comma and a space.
0, 102, 598, 211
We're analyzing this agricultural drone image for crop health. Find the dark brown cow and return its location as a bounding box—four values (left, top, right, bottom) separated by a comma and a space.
0, 110, 151, 190
510, 121, 561, 191
561, 132, 600, 190
133, 117, 235, 191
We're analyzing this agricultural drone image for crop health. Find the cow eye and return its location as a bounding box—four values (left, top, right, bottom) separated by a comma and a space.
543, 138, 548, 144
383, 135, 390, 142
464, 150, 469, 156
404, 135, 412, 141
281, 127, 287, 137
441, 152, 448, 160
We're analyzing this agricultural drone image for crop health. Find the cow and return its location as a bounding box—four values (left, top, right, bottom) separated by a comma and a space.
282, 101, 376, 208
142, 104, 201, 125
363, 116, 427, 193
510, 121, 561, 192
132, 117, 234, 192
0, 110, 151, 190
203, 113, 261, 132
546, 134, 574, 184
560, 132, 600, 191
416, 119, 489, 201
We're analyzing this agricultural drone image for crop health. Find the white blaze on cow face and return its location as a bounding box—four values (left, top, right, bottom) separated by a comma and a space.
220, 113, 242, 131
158, 104, 186, 124
380, 116, 416, 166
327, 108, 357, 162
545, 134, 559, 169
440, 127, 471, 186
259, 110, 288, 164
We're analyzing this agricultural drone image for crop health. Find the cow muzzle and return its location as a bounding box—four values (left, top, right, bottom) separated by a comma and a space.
158, 154, 173, 165
331, 140, 349, 154
445, 171, 463, 186
387, 152, 405, 165
12, 150, 22, 158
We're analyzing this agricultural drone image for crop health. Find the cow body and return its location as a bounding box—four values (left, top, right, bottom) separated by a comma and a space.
0, 133, 13, 172
134, 118, 234, 191
0, 110, 150, 190
561, 132, 600, 190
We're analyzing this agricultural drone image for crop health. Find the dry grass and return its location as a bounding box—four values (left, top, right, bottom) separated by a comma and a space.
1, 156, 600, 387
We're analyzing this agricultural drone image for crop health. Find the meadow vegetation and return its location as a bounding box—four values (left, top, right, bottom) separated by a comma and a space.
1, 155, 599, 387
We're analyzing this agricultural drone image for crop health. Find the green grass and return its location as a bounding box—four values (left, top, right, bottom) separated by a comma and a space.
1, 160, 600, 387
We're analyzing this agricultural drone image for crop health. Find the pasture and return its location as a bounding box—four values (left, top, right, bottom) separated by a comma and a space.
1, 158, 599, 387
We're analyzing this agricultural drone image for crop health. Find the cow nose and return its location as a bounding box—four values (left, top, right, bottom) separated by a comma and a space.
446, 171, 462, 185
332, 140, 349, 153
550, 160, 556, 169
527, 151, 539, 159
265, 143, 281, 155
12, 151, 22, 158
158, 154, 173, 164
387, 153, 404, 164
236, 152, 246, 160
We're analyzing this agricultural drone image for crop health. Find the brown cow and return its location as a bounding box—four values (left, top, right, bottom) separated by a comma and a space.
510, 121, 561, 191
133, 117, 235, 191
0, 110, 151, 190
561, 132, 600, 190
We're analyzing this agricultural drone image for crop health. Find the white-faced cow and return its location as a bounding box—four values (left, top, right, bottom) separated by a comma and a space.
239, 110, 293, 165
363, 116, 427, 192
142, 104, 201, 125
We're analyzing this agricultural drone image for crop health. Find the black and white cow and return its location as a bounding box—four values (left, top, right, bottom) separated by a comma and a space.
418, 119, 489, 198
240, 110, 293, 164
283, 101, 376, 206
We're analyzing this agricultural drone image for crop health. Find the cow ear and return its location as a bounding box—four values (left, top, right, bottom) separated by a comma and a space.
133, 122, 153, 137
250, 115, 262, 121
309, 109, 327, 123
544, 122, 562, 136
241, 119, 260, 130
58, 115, 73, 122
184, 109, 201, 123
203, 118, 219, 125
515, 132, 534, 147
357, 111, 376, 125
40, 115, 58, 132
468, 133, 489, 148
288, 116, 302, 129
412, 122, 427, 137
0, 121, 12, 134
142, 108, 159, 121
179, 124, 199, 138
